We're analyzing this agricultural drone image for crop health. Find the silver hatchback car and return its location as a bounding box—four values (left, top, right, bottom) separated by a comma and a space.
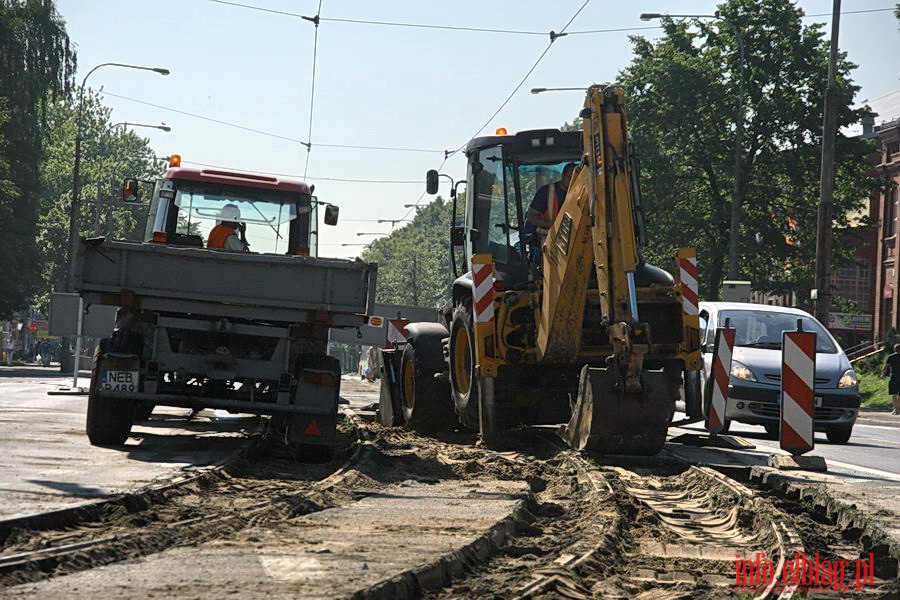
698, 302, 860, 443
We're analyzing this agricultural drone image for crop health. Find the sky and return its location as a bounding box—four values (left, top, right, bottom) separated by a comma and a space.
55, 0, 899, 258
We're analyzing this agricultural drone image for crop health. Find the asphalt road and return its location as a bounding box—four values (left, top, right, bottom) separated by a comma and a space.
671, 410, 900, 481
2, 364, 898, 519
0, 366, 259, 520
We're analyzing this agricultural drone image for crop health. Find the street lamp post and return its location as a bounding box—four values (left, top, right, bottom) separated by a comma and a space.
640, 12, 746, 280
63, 63, 168, 384
377, 219, 411, 228
67, 62, 170, 293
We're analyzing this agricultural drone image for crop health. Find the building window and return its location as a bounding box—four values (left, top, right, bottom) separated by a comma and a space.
886, 140, 900, 160
886, 188, 897, 238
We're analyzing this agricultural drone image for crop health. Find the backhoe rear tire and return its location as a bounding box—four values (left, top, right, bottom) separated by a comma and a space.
86, 341, 135, 446
449, 303, 479, 428
400, 342, 454, 434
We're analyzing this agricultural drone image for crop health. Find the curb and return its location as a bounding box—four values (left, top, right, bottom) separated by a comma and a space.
748, 466, 899, 579
351, 496, 535, 600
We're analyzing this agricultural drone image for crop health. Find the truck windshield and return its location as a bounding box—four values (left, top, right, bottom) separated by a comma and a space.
167, 183, 313, 255
718, 309, 837, 354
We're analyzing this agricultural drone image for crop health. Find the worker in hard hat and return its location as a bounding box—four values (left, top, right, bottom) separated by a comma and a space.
207, 203, 250, 251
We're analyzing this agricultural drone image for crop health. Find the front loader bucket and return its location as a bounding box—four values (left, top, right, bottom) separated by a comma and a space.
562, 365, 671, 456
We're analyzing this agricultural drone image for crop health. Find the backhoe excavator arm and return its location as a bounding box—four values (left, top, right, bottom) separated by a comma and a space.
537, 85, 644, 369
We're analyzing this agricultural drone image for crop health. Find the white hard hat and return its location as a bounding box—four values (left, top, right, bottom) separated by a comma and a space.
219, 204, 241, 221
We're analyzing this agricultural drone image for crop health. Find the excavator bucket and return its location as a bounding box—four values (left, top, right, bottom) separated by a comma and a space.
562, 365, 671, 455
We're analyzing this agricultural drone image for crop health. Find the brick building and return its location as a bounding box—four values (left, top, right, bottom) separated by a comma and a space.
869, 91, 900, 343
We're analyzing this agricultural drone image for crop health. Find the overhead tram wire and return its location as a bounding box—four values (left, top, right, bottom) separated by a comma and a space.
448, 0, 592, 158
100, 91, 445, 154
302, 0, 324, 180
209, 1, 897, 34
178, 159, 420, 184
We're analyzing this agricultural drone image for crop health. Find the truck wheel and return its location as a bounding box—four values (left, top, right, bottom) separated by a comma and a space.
400, 342, 454, 434
825, 424, 852, 444
377, 374, 403, 426
86, 342, 135, 446
449, 304, 479, 428
133, 401, 155, 422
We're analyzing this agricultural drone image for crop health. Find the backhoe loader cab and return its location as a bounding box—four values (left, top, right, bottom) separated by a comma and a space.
461, 129, 582, 285
380, 85, 701, 456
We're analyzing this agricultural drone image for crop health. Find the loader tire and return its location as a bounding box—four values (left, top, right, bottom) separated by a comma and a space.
86, 341, 135, 446
400, 342, 454, 434
449, 303, 479, 428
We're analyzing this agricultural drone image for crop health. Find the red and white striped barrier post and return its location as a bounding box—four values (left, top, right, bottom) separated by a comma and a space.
705, 326, 735, 435
385, 319, 410, 349
780, 325, 816, 455
676, 250, 699, 317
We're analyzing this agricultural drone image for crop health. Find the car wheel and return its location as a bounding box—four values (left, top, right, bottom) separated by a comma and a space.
825, 424, 852, 444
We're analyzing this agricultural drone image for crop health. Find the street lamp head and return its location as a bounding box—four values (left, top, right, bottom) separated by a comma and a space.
640, 13, 663, 21
153, 68, 171, 75
531, 88, 547, 94
158, 124, 172, 132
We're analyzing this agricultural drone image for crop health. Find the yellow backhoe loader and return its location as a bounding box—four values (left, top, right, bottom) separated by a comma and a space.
378, 84, 702, 455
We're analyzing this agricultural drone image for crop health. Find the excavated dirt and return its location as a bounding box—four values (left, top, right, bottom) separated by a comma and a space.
3, 409, 897, 599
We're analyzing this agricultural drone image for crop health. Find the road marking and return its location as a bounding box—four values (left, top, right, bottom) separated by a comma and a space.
810, 458, 900, 482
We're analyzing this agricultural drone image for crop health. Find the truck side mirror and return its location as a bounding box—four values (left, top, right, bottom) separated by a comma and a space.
122, 178, 139, 202
451, 224, 465, 247
324, 204, 339, 226
426, 169, 439, 195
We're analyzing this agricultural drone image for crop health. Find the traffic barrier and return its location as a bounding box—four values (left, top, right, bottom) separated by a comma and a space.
676, 249, 699, 316
780, 328, 816, 455
385, 319, 410, 349
705, 326, 735, 435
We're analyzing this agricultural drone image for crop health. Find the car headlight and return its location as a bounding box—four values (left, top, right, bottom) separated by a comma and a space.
838, 368, 858, 388
730, 360, 757, 382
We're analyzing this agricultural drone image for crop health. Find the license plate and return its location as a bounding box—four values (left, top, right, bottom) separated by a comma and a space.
99, 370, 139, 393
814, 395, 823, 407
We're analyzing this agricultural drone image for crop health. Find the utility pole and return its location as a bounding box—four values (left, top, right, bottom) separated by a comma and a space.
814, 0, 841, 324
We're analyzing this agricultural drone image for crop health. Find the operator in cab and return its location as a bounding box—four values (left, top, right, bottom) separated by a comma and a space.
526, 162, 576, 242
207, 204, 250, 252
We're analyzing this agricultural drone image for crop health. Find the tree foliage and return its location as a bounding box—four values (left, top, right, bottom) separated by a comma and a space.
0, 0, 75, 318
620, 0, 878, 300
33, 91, 164, 312
360, 198, 452, 307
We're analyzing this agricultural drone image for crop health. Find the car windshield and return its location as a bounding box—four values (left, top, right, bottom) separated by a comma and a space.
173, 183, 304, 254
718, 309, 837, 354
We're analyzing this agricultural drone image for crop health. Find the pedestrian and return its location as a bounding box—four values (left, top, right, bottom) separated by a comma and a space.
5, 336, 16, 366
880, 343, 900, 415
38, 339, 52, 367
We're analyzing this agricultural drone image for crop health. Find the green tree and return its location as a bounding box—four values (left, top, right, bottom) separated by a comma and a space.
621, 0, 877, 299
34, 92, 162, 312
0, 0, 75, 318
361, 198, 452, 306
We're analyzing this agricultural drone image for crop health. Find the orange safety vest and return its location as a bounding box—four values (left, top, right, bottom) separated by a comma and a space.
207, 223, 236, 249
537, 184, 563, 237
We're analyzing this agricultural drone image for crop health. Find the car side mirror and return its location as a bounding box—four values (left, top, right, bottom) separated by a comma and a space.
324, 204, 339, 226
426, 169, 439, 195
122, 178, 139, 202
